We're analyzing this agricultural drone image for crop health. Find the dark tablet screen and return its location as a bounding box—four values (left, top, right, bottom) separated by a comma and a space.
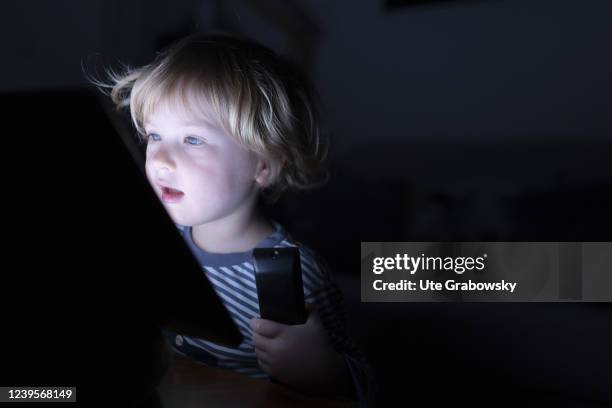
3, 87, 241, 390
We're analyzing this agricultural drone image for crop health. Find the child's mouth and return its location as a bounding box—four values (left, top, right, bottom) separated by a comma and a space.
161, 187, 185, 203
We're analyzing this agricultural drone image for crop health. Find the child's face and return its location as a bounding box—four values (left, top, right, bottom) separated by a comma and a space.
144, 99, 263, 227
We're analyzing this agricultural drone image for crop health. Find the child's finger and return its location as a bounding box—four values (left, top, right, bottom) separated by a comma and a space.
252, 332, 273, 353
253, 345, 272, 363
258, 359, 277, 378
250, 317, 284, 338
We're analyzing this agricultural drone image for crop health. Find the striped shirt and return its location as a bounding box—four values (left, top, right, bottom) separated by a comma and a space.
163, 220, 374, 406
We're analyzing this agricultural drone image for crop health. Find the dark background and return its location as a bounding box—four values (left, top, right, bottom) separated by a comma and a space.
3, 1, 612, 407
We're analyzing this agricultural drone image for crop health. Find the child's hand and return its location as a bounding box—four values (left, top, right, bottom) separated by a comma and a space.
250, 303, 349, 396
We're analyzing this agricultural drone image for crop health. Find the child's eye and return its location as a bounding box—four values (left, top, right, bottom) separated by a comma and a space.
146, 133, 161, 143
184, 136, 205, 146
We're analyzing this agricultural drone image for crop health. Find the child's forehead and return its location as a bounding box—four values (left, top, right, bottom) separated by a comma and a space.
144, 95, 219, 129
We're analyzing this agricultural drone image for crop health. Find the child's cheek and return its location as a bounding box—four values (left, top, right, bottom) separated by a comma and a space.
185, 147, 255, 202
144, 162, 157, 190
201, 165, 252, 208
188, 160, 228, 194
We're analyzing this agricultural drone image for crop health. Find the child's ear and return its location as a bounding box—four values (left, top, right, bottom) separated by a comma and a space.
254, 158, 271, 187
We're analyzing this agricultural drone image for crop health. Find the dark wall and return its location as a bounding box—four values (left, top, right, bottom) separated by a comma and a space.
3, 0, 612, 150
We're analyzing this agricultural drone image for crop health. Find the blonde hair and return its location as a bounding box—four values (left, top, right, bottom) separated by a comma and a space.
90, 32, 329, 203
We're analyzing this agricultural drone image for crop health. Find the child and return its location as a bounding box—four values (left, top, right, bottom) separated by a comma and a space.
94, 33, 374, 405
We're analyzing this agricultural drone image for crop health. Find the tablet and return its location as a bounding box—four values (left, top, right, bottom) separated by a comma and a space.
3, 87, 242, 353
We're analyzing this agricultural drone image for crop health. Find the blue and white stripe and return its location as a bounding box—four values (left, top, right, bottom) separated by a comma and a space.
166, 221, 374, 405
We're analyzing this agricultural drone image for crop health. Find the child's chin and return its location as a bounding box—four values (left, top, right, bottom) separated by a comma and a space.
161, 208, 186, 225
165, 210, 220, 228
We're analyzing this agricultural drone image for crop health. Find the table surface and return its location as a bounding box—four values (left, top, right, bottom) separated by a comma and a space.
152, 355, 358, 408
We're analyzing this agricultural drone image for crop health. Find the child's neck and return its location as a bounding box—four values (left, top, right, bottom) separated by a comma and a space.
190, 210, 274, 254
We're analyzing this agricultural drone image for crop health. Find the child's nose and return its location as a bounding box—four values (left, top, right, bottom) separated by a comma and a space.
152, 147, 176, 171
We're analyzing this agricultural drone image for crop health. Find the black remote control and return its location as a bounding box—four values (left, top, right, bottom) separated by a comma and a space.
252, 247, 307, 325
